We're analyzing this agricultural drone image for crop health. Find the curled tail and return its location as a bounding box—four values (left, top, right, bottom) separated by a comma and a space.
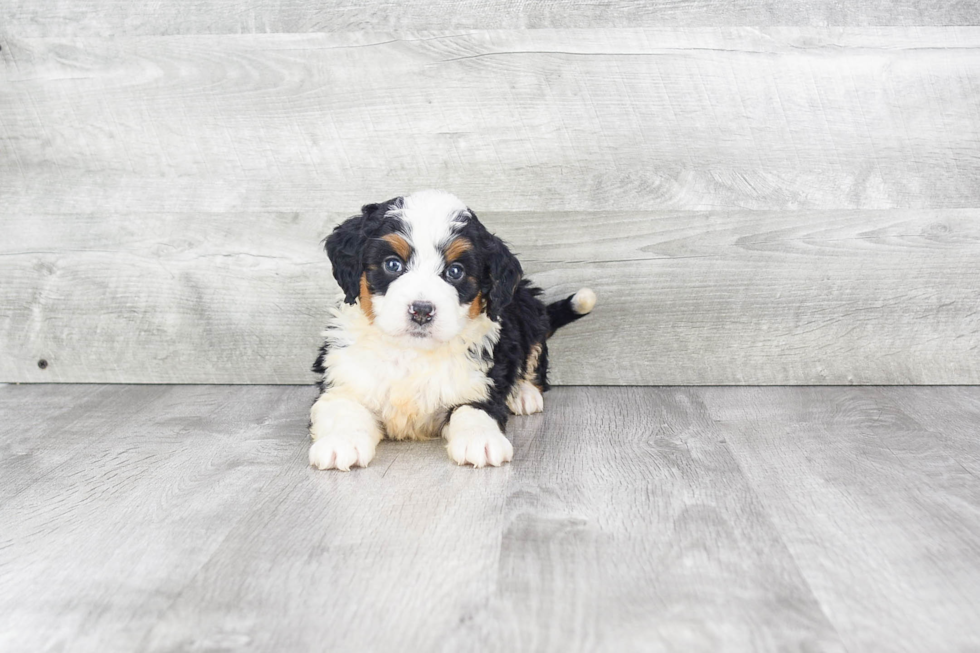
546, 288, 597, 337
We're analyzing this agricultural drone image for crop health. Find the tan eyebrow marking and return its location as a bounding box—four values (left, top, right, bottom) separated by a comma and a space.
381, 233, 412, 260
444, 237, 473, 263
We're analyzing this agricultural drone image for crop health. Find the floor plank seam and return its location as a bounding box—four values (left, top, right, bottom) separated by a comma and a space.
704, 414, 853, 652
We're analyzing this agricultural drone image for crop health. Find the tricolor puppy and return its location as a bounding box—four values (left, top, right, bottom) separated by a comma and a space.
309, 190, 595, 470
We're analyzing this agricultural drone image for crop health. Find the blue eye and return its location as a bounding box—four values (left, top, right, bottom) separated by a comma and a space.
384, 257, 403, 274
445, 263, 464, 281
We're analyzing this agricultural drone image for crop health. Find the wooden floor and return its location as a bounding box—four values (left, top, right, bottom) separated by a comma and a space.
1, 385, 979, 652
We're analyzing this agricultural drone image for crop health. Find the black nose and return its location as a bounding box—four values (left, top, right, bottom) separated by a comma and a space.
409, 301, 435, 325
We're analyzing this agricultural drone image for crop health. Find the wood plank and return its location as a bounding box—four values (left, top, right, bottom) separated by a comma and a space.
1, 208, 978, 384
702, 386, 980, 652
441, 387, 844, 652
5, 385, 979, 651
867, 386, 980, 476
1, 0, 977, 37
2, 29, 980, 214
0, 384, 311, 653
140, 432, 516, 652
138, 386, 842, 652
0, 384, 166, 503
3, 29, 979, 384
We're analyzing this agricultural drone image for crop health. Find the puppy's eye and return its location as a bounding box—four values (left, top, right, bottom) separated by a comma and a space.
445, 263, 464, 281
384, 257, 403, 274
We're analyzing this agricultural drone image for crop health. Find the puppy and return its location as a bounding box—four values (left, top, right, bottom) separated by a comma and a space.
309, 190, 595, 470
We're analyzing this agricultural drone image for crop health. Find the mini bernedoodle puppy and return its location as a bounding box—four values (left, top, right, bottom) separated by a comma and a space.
309, 190, 595, 470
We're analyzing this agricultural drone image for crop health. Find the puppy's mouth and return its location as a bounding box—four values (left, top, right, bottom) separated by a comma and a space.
406, 324, 433, 339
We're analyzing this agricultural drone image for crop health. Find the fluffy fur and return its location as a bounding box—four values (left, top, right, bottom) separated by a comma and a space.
310, 190, 595, 469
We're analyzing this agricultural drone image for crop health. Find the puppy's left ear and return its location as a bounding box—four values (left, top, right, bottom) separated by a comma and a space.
324, 210, 368, 304
484, 236, 523, 321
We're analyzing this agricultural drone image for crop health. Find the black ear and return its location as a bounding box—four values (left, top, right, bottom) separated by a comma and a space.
324, 212, 366, 304
325, 199, 403, 304
484, 236, 523, 321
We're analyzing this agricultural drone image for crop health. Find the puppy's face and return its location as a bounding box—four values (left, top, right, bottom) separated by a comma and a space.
325, 190, 521, 347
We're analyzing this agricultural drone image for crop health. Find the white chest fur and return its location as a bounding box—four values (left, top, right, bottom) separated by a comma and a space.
320, 303, 499, 440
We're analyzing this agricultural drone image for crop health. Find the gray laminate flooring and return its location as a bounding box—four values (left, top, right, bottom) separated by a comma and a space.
1, 385, 978, 652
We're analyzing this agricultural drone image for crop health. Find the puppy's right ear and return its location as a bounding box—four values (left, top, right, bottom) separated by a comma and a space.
325, 214, 364, 304
325, 200, 401, 304
325, 204, 379, 304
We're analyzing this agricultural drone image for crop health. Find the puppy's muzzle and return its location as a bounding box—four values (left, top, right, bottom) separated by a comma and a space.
409, 301, 435, 325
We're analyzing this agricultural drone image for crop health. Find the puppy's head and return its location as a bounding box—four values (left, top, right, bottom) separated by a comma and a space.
325, 190, 521, 347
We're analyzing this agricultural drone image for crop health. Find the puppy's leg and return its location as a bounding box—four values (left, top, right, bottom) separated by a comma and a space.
309, 394, 382, 471
506, 380, 544, 416
506, 341, 546, 415
443, 405, 513, 468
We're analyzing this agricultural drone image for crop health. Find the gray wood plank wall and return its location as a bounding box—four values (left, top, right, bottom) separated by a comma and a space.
2, 0, 979, 34
1, 18, 978, 384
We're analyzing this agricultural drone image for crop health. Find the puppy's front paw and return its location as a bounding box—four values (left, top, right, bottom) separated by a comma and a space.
309, 396, 382, 472
309, 433, 376, 471
507, 380, 544, 416
444, 406, 514, 468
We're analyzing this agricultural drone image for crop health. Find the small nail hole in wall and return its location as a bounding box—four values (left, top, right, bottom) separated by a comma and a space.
37, 359, 48, 370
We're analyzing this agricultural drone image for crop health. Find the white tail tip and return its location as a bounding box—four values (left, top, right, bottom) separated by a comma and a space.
571, 288, 596, 315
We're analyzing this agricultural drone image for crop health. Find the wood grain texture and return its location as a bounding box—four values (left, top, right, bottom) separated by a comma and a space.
0, 384, 164, 503
5, 385, 980, 650
434, 387, 843, 652
3, 28, 979, 384
0, 384, 309, 653
1, 385, 856, 653
1, 0, 978, 37
702, 386, 980, 652
2, 29, 980, 214
2, 208, 978, 384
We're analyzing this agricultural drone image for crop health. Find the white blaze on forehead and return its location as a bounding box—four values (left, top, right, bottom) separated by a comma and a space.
373, 190, 476, 346
388, 190, 469, 273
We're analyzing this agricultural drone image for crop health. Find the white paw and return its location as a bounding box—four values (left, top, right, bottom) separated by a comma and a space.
309, 433, 377, 471
444, 406, 514, 468
309, 396, 382, 471
507, 380, 544, 416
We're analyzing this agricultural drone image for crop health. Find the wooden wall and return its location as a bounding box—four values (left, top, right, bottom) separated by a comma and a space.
1, 4, 978, 384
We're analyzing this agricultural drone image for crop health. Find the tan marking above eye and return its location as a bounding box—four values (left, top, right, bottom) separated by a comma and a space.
381, 233, 412, 260
444, 237, 473, 263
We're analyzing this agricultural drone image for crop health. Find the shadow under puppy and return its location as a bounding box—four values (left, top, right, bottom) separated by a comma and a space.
310, 190, 595, 470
